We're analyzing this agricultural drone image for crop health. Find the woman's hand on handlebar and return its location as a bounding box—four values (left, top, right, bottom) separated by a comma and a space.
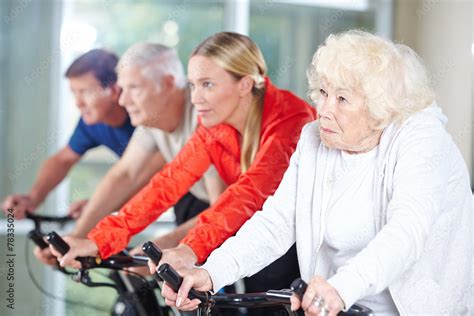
290, 276, 344, 316
49, 236, 99, 269
161, 267, 213, 311
147, 243, 197, 275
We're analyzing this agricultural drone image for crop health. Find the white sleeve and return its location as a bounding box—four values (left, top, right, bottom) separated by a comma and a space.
201, 126, 307, 292
128, 126, 159, 153
328, 120, 452, 309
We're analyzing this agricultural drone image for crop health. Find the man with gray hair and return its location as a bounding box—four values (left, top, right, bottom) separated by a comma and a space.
35, 42, 225, 265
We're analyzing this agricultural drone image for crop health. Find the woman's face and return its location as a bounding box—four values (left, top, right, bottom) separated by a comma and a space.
317, 78, 382, 153
188, 55, 247, 129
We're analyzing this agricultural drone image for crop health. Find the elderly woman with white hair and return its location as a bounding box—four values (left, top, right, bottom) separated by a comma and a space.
161, 30, 472, 316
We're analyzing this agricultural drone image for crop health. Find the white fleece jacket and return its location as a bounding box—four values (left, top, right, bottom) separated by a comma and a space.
202, 104, 473, 315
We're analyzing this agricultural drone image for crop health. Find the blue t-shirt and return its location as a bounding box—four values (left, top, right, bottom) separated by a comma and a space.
68, 116, 135, 157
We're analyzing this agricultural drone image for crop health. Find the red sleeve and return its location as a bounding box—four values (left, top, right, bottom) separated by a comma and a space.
88, 128, 212, 258
181, 111, 313, 263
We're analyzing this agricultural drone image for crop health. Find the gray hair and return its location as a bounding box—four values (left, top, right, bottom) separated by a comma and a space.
117, 42, 186, 90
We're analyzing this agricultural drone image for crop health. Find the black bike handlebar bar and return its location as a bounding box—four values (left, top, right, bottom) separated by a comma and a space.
267, 279, 374, 315
289, 277, 307, 298
26, 212, 72, 224
46, 231, 149, 270
157, 263, 209, 302
141, 241, 210, 302
26, 213, 73, 250
46, 231, 71, 254
142, 241, 162, 263
151, 251, 373, 315
28, 230, 49, 249
141, 241, 165, 285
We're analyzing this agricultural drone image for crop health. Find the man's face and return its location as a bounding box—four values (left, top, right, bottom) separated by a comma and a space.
69, 72, 117, 125
117, 65, 169, 127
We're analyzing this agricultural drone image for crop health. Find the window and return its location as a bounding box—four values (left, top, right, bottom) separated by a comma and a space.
61, 0, 226, 205
249, 1, 379, 98
59, 1, 226, 313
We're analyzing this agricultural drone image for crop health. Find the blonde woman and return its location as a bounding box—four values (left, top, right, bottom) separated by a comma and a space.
51, 32, 316, 314
162, 30, 472, 316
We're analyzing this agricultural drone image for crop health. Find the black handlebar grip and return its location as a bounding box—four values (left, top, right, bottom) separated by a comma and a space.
142, 241, 162, 264
46, 231, 70, 255
156, 263, 207, 301
290, 278, 308, 300
157, 263, 182, 292
28, 231, 49, 249
289, 278, 374, 316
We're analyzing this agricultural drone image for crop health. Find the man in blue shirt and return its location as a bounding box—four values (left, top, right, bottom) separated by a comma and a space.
2, 49, 134, 219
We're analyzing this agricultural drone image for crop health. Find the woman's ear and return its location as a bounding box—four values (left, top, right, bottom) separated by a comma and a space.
238, 75, 254, 97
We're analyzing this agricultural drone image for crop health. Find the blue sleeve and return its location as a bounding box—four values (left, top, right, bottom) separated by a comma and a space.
68, 118, 99, 156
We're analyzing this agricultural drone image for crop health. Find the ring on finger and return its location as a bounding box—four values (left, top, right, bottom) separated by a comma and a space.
312, 296, 324, 308
320, 306, 329, 316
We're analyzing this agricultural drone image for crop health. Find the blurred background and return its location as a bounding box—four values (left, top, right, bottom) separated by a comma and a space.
0, 0, 472, 315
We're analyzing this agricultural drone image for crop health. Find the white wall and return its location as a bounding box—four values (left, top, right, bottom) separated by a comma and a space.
394, 0, 473, 186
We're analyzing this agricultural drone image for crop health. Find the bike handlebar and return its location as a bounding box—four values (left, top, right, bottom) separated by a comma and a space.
28, 230, 49, 249
145, 245, 373, 315
157, 263, 209, 302
142, 241, 162, 263
26, 213, 73, 249
266, 281, 374, 315
141, 241, 211, 302
46, 231, 149, 270
26, 212, 72, 224
141, 241, 165, 285
46, 231, 71, 254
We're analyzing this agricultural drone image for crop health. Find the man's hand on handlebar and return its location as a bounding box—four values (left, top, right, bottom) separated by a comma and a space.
147, 243, 197, 276
2, 194, 37, 219
67, 199, 88, 219
291, 276, 344, 316
49, 236, 99, 269
34, 245, 58, 266
161, 267, 213, 311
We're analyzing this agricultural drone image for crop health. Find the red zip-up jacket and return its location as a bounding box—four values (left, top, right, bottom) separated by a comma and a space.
88, 79, 316, 261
